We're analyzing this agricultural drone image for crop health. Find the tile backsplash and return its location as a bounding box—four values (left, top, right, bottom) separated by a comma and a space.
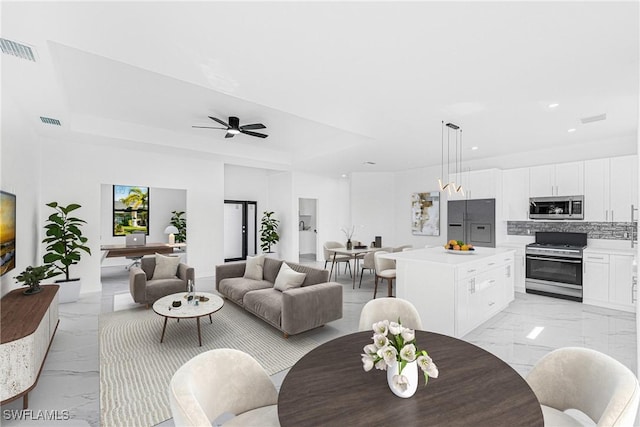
507, 221, 637, 240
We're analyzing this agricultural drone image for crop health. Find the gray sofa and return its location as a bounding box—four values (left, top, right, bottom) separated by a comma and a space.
215, 258, 343, 337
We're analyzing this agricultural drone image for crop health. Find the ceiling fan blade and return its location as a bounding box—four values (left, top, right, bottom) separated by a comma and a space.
225, 132, 235, 138
239, 123, 266, 130
208, 116, 229, 128
241, 130, 268, 138
192, 125, 227, 129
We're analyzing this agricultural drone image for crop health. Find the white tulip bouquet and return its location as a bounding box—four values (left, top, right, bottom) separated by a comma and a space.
361, 320, 439, 390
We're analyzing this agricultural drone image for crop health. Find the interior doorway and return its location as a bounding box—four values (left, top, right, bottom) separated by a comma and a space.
224, 200, 257, 262
298, 198, 318, 261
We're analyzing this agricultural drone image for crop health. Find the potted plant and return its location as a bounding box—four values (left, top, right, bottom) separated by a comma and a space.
170, 210, 187, 243
42, 202, 91, 303
15, 265, 51, 295
260, 211, 280, 257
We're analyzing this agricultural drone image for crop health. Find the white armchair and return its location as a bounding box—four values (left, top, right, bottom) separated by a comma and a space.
526, 347, 640, 427
169, 348, 279, 427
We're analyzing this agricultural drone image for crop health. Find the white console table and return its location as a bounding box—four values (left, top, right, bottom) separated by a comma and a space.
0, 285, 59, 408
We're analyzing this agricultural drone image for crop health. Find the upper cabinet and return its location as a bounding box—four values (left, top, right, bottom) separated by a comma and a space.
502, 168, 530, 221
448, 168, 502, 201
584, 156, 638, 222
529, 162, 584, 197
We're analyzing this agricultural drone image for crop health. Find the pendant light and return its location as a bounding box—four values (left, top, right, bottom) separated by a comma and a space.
437, 121, 465, 196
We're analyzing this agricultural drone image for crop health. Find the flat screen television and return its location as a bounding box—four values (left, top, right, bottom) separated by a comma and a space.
1, 191, 16, 276
113, 185, 149, 236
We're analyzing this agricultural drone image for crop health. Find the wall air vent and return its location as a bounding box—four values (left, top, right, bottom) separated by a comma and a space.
0, 38, 36, 62
580, 113, 607, 124
40, 117, 61, 126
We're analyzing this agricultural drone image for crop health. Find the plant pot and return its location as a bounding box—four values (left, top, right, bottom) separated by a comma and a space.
56, 278, 82, 304
263, 252, 279, 259
23, 286, 43, 296
387, 360, 418, 398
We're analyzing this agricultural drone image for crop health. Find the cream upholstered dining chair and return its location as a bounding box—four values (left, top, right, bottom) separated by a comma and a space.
358, 297, 423, 331
392, 244, 413, 252
169, 348, 279, 427
373, 251, 396, 298
358, 247, 392, 288
526, 347, 640, 427
323, 241, 352, 279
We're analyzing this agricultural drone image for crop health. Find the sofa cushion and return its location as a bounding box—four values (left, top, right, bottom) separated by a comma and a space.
274, 263, 306, 291
263, 258, 329, 287
263, 258, 284, 283
153, 253, 180, 279
146, 278, 187, 303
218, 277, 273, 306
243, 255, 265, 280
243, 288, 283, 327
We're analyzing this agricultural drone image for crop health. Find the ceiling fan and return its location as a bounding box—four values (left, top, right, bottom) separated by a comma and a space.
192, 116, 268, 139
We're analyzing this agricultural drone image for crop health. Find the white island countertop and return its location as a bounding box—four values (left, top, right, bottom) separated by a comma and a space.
382, 246, 515, 266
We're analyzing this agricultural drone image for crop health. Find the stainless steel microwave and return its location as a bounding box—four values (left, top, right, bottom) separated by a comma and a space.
529, 196, 584, 220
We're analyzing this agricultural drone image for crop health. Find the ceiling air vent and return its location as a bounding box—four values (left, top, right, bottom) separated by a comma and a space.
580, 113, 607, 124
0, 38, 36, 62
40, 117, 61, 126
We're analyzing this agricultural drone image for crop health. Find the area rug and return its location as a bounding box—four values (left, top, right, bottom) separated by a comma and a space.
100, 301, 320, 427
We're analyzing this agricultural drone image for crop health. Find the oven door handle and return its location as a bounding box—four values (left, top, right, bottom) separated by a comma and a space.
526, 256, 582, 264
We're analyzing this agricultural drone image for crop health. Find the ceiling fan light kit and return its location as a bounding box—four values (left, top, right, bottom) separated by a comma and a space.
438, 120, 466, 196
192, 115, 268, 139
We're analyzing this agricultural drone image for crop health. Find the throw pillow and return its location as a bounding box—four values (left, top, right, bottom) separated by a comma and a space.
274, 262, 307, 292
152, 253, 181, 279
244, 255, 266, 280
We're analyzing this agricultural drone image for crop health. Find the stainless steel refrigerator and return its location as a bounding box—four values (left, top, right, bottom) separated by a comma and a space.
447, 198, 496, 247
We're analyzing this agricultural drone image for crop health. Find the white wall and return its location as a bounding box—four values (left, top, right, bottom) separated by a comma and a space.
1, 97, 42, 297
350, 172, 396, 247
294, 172, 350, 261
38, 134, 225, 294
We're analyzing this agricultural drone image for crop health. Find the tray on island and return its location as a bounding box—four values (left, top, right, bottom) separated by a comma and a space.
444, 248, 476, 255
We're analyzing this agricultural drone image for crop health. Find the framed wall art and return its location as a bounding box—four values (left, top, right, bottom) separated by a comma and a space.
411, 191, 440, 236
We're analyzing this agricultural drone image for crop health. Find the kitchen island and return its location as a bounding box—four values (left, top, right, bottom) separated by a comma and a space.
383, 247, 515, 337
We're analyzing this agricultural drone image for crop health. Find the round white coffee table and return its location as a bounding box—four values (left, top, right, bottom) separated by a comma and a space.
152, 292, 224, 346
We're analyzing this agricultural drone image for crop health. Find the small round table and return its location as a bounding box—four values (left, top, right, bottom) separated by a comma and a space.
278, 330, 543, 426
152, 292, 224, 347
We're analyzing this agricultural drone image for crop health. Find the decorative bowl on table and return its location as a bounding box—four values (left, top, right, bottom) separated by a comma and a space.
444, 240, 475, 254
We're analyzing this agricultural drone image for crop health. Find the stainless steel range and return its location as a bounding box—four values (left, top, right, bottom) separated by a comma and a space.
525, 232, 588, 302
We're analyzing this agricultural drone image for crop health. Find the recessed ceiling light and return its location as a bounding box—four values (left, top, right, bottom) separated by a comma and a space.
568, 128, 576, 133
471, 146, 479, 151
363, 161, 376, 165
341, 174, 348, 178
548, 103, 559, 109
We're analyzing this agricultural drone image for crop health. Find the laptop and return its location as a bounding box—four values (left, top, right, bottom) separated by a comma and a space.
125, 233, 146, 247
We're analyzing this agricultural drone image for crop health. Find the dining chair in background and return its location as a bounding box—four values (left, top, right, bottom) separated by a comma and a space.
323, 241, 352, 278
169, 348, 279, 427
392, 244, 413, 252
358, 297, 423, 331
526, 347, 640, 427
358, 247, 392, 288
373, 251, 396, 298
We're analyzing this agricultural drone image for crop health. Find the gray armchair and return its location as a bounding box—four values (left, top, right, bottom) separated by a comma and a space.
129, 256, 194, 307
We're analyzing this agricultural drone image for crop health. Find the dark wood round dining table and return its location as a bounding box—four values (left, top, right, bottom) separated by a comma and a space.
278, 330, 543, 426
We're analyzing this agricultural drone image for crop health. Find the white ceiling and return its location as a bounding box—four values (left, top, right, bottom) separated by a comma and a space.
2, 1, 638, 177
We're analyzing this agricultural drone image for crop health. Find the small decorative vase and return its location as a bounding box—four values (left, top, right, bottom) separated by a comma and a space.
387, 360, 418, 398
346, 239, 352, 250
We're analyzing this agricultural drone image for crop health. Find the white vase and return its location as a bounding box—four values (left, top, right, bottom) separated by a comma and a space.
387, 360, 418, 398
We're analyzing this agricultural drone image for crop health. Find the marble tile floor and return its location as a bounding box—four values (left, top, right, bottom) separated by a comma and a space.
2, 261, 637, 426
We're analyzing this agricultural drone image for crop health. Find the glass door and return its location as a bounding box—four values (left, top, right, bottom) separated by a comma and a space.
224, 200, 257, 262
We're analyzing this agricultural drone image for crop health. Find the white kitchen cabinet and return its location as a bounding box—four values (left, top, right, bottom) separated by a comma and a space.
584, 156, 638, 222
502, 168, 530, 220
583, 249, 635, 313
448, 168, 501, 201
583, 253, 610, 304
609, 254, 635, 309
609, 156, 638, 222
529, 162, 583, 197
